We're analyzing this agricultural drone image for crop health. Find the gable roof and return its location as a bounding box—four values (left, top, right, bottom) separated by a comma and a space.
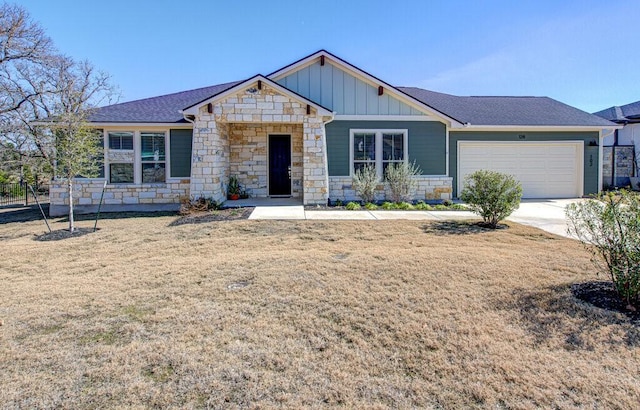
88, 81, 241, 123
400, 87, 616, 127
85, 50, 618, 129
268, 50, 463, 126
593, 100, 640, 123
181, 74, 333, 117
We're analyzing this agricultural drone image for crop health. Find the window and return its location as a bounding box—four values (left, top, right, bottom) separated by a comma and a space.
109, 163, 134, 183
108, 132, 133, 150
141, 132, 166, 183
350, 130, 407, 177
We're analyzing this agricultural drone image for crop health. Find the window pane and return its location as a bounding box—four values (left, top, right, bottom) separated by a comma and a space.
108, 132, 133, 150
383, 133, 404, 161
141, 132, 165, 161
169, 129, 192, 178
110, 163, 133, 183
353, 133, 375, 161
142, 163, 166, 183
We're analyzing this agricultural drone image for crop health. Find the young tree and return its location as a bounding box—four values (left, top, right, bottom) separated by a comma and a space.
0, 3, 117, 231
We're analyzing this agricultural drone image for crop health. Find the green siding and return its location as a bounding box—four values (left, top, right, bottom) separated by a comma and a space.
325, 121, 447, 176
449, 131, 600, 197
276, 61, 425, 116
170, 129, 193, 178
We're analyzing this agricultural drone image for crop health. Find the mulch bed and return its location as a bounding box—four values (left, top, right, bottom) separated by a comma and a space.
171, 207, 254, 225
34, 227, 97, 241
572, 281, 640, 321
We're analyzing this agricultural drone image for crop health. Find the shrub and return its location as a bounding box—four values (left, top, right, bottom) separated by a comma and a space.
460, 170, 522, 228
352, 164, 379, 204
345, 201, 361, 210
364, 202, 378, 210
385, 161, 421, 203
396, 201, 414, 210
381, 201, 397, 210
414, 201, 433, 211
566, 191, 640, 309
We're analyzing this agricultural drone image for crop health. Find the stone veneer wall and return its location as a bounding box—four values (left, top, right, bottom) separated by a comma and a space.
191, 83, 329, 205
49, 179, 190, 216
229, 124, 303, 198
329, 176, 453, 202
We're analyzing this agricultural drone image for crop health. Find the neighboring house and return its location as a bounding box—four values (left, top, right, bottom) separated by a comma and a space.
49, 50, 618, 216
594, 100, 640, 187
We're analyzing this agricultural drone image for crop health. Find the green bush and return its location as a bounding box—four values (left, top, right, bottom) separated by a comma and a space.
566, 191, 640, 308
381, 201, 397, 210
352, 164, 379, 204
460, 170, 522, 228
364, 202, 378, 210
384, 161, 421, 203
414, 201, 433, 211
345, 201, 361, 210
396, 201, 414, 210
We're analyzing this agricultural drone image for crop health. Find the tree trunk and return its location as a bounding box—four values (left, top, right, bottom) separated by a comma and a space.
68, 178, 74, 233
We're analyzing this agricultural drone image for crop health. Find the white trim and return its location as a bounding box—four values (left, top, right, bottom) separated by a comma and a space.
456, 140, 584, 198
455, 125, 622, 132
334, 115, 436, 121
182, 75, 333, 117
349, 129, 409, 178
267, 133, 293, 197
267, 51, 462, 127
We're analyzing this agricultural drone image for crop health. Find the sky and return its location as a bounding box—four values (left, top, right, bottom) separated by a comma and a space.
18, 0, 640, 113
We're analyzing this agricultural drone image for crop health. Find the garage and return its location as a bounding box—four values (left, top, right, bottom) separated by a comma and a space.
457, 141, 584, 198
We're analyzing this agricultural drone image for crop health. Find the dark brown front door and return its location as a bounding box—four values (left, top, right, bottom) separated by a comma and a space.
269, 135, 291, 196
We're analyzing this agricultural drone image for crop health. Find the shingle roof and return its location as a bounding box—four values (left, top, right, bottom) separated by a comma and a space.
593, 100, 640, 123
398, 87, 615, 127
88, 81, 241, 123
86, 78, 615, 128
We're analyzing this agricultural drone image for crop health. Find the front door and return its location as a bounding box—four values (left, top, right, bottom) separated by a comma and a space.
268, 135, 292, 196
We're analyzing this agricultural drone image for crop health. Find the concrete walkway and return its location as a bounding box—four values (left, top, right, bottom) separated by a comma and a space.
248, 198, 584, 238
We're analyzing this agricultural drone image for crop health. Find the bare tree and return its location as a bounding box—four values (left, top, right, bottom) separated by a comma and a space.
0, 3, 118, 231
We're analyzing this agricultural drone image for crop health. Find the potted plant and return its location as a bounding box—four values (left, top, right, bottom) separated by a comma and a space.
630, 153, 640, 191
227, 175, 240, 200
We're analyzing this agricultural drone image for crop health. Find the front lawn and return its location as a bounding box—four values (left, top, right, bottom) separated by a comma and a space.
1, 210, 638, 408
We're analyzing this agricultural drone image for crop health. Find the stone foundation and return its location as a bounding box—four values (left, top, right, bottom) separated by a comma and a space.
49, 179, 190, 216
329, 176, 453, 202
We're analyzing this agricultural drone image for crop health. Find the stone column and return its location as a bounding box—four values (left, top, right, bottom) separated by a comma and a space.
302, 117, 329, 205
190, 116, 229, 203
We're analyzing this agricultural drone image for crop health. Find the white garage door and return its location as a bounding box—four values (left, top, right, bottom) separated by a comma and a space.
458, 141, 583, 198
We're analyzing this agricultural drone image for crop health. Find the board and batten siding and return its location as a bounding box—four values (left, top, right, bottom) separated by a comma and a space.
276, 61, 425, 116
449, 131, 600, 197
325, 121, 447, 176
169, 129, 193, 178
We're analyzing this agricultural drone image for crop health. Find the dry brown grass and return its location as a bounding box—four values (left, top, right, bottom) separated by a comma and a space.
1, 209, 639, 409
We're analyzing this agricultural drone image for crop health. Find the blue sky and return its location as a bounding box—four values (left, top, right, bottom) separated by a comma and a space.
19, 0, 639, 113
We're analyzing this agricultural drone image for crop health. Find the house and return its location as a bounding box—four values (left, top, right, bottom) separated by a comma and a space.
49, 50, 618, 216
594, 100, 640, 187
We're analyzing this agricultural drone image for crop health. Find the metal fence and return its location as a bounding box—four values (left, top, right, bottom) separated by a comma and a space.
0, 181, 49, 207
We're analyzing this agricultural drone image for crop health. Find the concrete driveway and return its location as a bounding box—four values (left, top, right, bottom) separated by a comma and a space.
506, 198, 584, 238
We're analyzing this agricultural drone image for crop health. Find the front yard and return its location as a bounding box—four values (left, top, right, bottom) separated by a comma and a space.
1, 210, 639, 408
